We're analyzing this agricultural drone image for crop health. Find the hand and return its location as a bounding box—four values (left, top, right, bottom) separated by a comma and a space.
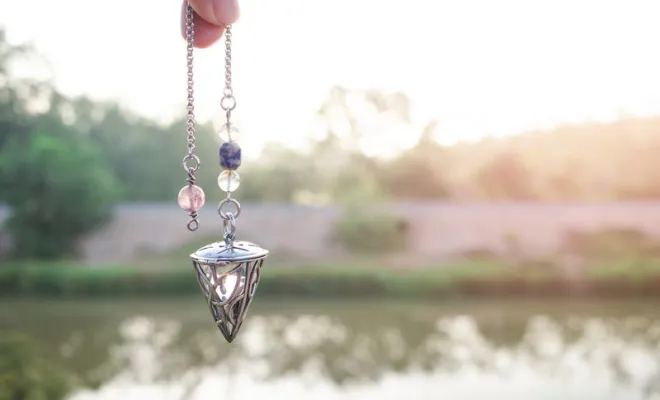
180, 0, 240, 48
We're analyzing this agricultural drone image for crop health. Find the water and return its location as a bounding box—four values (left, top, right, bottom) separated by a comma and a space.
1, 298, 660, 400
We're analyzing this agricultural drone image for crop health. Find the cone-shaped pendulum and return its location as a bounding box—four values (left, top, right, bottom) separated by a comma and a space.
180, 15, 268, 343
190, 239, 268, 342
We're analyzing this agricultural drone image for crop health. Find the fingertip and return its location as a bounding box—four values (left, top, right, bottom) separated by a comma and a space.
181, 0, 225, 48
194, 24, 224, 48
211, 0, 240, 25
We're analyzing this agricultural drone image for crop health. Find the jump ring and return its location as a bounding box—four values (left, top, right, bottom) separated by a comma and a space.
220, 96, 236, 111
217, 198, 241, 219
187, 218, 199, 231
182, 154, 200, 173
223, 213, 236, 236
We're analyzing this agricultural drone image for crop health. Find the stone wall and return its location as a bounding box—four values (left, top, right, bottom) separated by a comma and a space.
2, 202, 660, 263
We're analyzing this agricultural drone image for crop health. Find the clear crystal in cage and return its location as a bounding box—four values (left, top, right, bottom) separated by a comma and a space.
191, 240, 269, 342
218, 170, 240, 192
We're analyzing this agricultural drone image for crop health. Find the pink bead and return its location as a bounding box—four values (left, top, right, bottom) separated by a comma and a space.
177, 185, 206, 212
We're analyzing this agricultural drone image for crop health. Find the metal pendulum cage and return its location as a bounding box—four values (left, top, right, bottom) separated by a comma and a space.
190, 231, 268, 342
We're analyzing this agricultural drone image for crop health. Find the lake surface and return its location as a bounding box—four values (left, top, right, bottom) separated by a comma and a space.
1, 298, 660, 400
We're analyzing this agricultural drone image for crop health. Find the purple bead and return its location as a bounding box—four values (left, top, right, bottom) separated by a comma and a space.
219, 141, 241, 170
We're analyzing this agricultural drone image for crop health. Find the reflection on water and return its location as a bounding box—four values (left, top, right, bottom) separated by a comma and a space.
1, 299, 660, 400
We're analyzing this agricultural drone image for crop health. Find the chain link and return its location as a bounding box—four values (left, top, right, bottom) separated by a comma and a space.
218, 198, 241, 219
222, 212, 237, 246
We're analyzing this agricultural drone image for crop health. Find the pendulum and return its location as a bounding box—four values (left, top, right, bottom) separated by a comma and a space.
179, 4, 269, 343
177, 2, 269, 343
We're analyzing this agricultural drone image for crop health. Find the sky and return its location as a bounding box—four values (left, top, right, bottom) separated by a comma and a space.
1, 0, 660, 157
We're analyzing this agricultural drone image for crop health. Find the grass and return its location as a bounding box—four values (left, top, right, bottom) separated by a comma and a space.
4, 233, 660, 299
2, 255, 660, 299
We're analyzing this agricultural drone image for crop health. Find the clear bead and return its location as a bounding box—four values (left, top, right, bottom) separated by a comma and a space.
218, 170, 241, 192
218, 123, 242, 142
177, 184, 206, 212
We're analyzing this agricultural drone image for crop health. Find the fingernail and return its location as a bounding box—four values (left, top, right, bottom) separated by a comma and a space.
212, 0, 240, 25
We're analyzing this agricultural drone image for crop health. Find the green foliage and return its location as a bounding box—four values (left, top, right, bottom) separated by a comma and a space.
0, 260, 510, 299
0, 31, 119, 259
332, 206, 407, 254
0, 333, 71, 400
8, 26, 660, 264
3, 257, 660, 299
83, 107, 221, 202
0, 114, 119, 259
240, 143, 318, 202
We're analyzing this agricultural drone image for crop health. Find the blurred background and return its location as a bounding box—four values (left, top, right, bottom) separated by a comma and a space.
2, 0, 660, 399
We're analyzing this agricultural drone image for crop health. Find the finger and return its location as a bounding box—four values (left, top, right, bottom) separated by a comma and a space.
190, 0, 240, 27
180, 0, 224, 48
180, 0, 240, 48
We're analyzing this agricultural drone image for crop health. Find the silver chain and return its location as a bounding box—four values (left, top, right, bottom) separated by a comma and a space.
182, 2, 200, 231
220, 26, 237, 124
182, 3, 198, 174
183, 3, 198, 171
185, 4, 196, 156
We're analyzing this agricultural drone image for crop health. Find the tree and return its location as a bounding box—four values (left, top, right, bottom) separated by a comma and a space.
0, 30, 119, 259
240, 143, 316, 202
381, 120, 450, 199
0, 113, 119, 259
474, 152, 535, 200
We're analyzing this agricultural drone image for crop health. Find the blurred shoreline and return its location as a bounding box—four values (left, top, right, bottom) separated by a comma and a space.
5, 200, 660, 264
3, 257, 660, 300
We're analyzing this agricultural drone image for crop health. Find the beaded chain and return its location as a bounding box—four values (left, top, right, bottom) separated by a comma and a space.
177, 2, 243, 244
